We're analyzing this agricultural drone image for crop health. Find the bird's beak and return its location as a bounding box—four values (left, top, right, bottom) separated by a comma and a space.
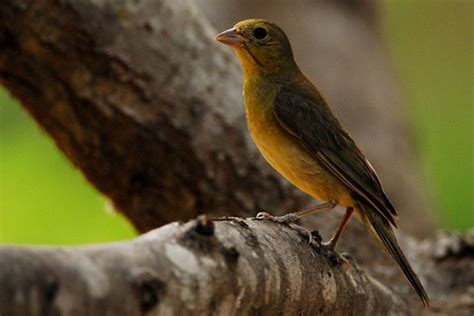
214, 28, 246, 47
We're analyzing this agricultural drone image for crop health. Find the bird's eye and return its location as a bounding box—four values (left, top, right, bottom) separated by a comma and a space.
253, 27, 268, 40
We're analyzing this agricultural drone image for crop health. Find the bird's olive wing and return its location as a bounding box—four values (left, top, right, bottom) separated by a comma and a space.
274, 88, 398, 226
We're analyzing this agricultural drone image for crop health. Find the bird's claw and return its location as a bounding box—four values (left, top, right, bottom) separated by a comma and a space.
288, 224, 314, 244
255, 211, 313, 243
255, 211, 273, 220
322, 239, 336, 251
255, 211, 299, 224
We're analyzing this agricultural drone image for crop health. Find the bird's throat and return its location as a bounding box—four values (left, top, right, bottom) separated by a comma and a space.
235, 48, 262, 76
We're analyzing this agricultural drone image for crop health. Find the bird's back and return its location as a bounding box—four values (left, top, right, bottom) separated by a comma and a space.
243, 74, 354, 205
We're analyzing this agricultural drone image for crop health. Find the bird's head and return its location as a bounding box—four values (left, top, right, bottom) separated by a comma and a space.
215, 19, 298, 79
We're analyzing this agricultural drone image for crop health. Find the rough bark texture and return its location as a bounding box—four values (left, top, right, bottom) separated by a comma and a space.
0, 217, 410, 315
0, 0, 307, 232
0, 0, 433, 234
410, 231, 474, 315
0, 218, 472, 315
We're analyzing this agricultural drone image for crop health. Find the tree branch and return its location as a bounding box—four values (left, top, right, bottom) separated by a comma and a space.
0, 0, 310, 232
0, 217, 408, 315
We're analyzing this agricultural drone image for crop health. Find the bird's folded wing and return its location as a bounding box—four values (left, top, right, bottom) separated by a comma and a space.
274, 88, 398, 226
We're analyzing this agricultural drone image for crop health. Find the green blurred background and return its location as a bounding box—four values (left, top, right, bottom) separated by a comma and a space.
0, 1, 472, 245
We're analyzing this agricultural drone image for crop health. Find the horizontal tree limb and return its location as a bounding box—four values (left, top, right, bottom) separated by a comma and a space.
0, 217, 408, 315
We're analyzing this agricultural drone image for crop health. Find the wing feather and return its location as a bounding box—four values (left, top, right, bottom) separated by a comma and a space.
274, 88, 398, 226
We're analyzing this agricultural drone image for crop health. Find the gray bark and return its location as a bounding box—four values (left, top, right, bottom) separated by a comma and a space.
1, 218, 472, 315
0, 217, 409, 315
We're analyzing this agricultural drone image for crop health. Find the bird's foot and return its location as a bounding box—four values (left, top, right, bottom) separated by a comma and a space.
255, 211, 313, 243
339, 253, 355, 268
322, 239, 336, 251
320, 241, 355, 267
288, 223, 314, 244
255, 211, 299, 224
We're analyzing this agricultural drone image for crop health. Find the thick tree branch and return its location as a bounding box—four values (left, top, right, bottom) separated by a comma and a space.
1, 219, 472, 314
0, 0, 309, 232
0, 217, 409, 315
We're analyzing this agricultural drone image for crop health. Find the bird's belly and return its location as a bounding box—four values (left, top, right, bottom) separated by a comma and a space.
248, 117, 352, 205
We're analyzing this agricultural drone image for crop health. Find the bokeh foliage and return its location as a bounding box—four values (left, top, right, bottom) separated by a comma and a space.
382, 0, 473, 231
0, 90, 136, 245
0, 1, 472, 245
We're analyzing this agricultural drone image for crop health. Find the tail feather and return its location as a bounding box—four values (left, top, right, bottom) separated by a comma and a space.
358, 201, 430, 307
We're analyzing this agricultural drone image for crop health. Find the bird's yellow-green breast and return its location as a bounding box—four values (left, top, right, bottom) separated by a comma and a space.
212, 18, 352, 205
242, 74, 352, 205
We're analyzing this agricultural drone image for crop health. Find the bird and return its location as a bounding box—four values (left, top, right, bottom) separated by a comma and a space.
215, 19, 429, 306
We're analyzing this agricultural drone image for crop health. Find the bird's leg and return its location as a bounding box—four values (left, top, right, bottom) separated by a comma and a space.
256, 201, 337, 224
323, 206, 354, 250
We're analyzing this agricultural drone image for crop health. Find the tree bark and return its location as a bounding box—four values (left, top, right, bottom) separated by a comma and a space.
1, 218, 472, 315
0, 217, 410, 315
0, 0, 306, 232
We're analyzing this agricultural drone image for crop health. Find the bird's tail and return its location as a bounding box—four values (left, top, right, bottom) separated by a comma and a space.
357, 201, 430, 307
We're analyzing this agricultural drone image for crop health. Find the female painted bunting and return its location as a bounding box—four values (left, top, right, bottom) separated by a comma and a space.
215, 19, 429, 306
